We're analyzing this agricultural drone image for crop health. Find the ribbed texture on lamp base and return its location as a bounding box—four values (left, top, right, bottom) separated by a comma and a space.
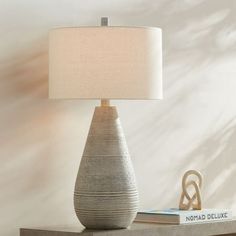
74, 106, 139, 229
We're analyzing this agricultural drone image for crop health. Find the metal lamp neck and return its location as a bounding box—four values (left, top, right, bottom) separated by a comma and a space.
101, 99, 110, 107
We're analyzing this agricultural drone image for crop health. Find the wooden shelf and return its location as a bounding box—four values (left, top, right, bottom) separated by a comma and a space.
20, 220, 236, 236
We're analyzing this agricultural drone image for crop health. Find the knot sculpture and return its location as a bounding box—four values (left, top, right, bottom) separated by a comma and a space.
179, 170, 202, 210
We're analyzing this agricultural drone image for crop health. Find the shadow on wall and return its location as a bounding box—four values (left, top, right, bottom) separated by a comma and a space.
120, 0, 236, 97
0, 35, 92, 193
189, 119, 236, 208
0, 36, 56, 188
157, 119, 236, 210
125, 0, 236, 147
0, 35, 92, 234
122, 0, 236, 210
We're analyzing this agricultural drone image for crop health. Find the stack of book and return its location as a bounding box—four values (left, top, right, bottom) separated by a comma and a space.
135, 208, 232, 224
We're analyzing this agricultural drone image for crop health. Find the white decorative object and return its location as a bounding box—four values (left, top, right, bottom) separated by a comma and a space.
49, 17, 163, 229
179, 170, 203, 210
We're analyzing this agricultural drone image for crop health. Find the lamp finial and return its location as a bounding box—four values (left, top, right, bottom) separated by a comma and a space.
101, 17, 109, 26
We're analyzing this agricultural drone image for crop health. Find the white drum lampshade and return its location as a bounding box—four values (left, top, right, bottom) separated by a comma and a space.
48, 19, 163, 230
49, 27, 162, 99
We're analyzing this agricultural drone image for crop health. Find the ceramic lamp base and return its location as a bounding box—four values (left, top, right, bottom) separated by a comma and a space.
74, 106, 139, 229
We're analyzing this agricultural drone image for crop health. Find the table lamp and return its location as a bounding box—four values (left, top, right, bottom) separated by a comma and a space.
49, 17, 162, 229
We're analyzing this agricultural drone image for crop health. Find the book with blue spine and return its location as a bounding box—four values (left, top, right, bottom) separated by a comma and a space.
135, 208, 232, 224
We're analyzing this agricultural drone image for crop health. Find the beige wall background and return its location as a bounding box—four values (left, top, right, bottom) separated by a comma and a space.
1, 0, 236, 235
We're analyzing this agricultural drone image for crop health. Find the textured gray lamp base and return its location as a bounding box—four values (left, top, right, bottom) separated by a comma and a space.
74, 106, 139, 229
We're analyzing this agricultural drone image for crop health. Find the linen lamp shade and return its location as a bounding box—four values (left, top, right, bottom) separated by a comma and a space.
49, 27, 162, 99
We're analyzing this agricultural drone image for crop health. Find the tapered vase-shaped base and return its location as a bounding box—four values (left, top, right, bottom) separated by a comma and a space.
74, 106, 139, 229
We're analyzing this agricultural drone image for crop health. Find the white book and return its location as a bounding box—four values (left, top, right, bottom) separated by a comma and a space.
135, 208, 232, 224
